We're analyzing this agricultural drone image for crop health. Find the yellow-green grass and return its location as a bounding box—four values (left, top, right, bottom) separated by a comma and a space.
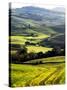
10, 36, 27, 45
27, 45, 52, 53
24, 56, 65, 64
10, 56, 65, 87
11, 45, 52, 56
10, 33, 49, 45
26, 33, 49, 39
11, 46, 52, 57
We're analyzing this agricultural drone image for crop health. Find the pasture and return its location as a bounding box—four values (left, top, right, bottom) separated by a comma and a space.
27, 45, 52, 53
10, 34, 52, 54
10, 33, 49, 45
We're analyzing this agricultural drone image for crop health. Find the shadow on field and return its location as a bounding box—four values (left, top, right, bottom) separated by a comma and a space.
23, 61, 65, 65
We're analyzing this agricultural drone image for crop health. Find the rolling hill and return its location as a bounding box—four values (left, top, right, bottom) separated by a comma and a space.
40, 34, 65, 48
11, 56, 65, 87
12, 6, 64, 26
11, 6, 65, 34
10, 6, 65, 49
10, 6, 65, 87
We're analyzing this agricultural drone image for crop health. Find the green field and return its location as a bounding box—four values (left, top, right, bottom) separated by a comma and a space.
27, 45, 52, 53
10, 7, 65, 88
11, 46, 52, 56
10, 33, 49, 45
10, 34, 52, 53
10, 56, 65, 87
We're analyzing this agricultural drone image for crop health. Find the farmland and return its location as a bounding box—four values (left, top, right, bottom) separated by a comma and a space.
9, 6, 65, 87
10, 56, 65, 87
10, 34, 52, 53
27, 46, 52, 53
10, 33, 49, 45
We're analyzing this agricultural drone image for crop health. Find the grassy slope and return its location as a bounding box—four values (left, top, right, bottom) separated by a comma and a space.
11, 46, 52, 55
10, 33, 49, 45
11, 15, 65, 49
11, 15, 57, 35
40, 33, 65, 48
27, 45, 52, 53
24, 56, 65, 64
10, 56, 65, 87
10, 34, 52, 53
10, 11, 65, 87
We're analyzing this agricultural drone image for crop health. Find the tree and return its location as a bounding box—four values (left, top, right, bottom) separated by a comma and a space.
25, 41, 30, 45
37, 52, 44, 58
16, 46, 28, 62
52, 47, 61, 55
18, 46, 27, 54
28, 24, 31, 29
60, 48, 65, 56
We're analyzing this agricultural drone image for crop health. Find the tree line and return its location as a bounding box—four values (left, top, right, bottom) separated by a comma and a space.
10, 46, 65, 64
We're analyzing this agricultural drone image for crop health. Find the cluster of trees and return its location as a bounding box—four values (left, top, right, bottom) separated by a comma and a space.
11, 46, 65, 64
25, 41, 36, 46
22, 24, 32, 29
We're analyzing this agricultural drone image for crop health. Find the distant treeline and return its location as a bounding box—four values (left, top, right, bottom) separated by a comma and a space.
10, 45, 65, 64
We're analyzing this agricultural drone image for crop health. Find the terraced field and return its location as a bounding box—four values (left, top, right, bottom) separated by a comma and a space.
10, 56, 65, 87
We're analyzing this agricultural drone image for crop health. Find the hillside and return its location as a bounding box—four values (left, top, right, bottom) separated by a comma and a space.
11, 15, 57, 36
10, 6, 65, 87
40, 34, 65, 48
12, 6, 64, 26
11, 56, 65, 87
11, 6, 65, 35
10, 6, 65, 49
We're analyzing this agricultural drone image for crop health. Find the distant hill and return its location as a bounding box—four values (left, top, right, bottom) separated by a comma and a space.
50, 24, 65, 33
11, 6, 65, 48
11, 15, 65, 36
12, 6, 65, 26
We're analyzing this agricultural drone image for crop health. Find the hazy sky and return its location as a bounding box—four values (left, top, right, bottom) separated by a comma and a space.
11, 0, 64, 9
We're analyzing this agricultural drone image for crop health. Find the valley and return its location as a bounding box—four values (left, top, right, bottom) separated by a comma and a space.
9, 6, 65, 87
